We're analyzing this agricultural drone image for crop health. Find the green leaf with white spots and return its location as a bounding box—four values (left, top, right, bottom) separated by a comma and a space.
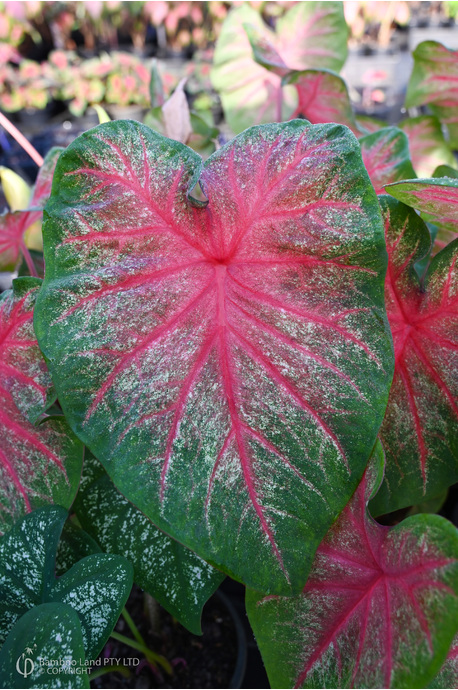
247, 446, 458, 689
55, 521, 101, 577
0, 506, 133, 660
0, 603, 89, 689
74, 456, 225, 635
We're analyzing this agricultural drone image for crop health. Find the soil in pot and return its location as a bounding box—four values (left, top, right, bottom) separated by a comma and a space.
91, 585, 244, 689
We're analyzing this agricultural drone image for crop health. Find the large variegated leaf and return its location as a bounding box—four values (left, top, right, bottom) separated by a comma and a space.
34, 119, 393, 595
74, 453, 225, 635
405, 41, 458, 148
399, 116, 456, 179
370, 198, 458, 515
0, 505, 133, 659
359, 127, 416, 195
386, 178, 458, 251
0, 278, 83, 535
0, 148, 62, 272
0, 603, 89, 689
246, 445, 458, 689
211, 2, 347, 133
284, 69, 358, 134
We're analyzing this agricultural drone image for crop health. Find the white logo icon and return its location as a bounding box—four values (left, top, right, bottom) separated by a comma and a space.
16, 650, 35, 678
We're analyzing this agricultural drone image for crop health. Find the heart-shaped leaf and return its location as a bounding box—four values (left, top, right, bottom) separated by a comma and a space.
399, 116, 456, 178
370, 197, 458, 515
405, 41, 458, 147
34, 119, 393, 594
0, 278, 83, 534
211, 2, 348, 133
359, 127, 416, 194
74, 452, 225, 635
284, 69, 359, 134
0, 505, 133, 659
386, 177, 458, 251
0, 603, 89, 689
246, 443, 458, 689
0, 148, 62, 272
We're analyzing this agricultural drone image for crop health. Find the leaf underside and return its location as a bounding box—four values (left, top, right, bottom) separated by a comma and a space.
35, 119, 393, 594
0, 278, 83, 535
247, 445, 458, 689
370, 197, 458, 515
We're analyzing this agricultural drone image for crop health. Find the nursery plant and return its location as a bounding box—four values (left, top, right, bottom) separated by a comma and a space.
0, 2, 457, 689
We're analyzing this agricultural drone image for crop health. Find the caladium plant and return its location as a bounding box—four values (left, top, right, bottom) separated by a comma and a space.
34, 119, 393, 595
211, 2, 348, 132
247, 445, 458, 689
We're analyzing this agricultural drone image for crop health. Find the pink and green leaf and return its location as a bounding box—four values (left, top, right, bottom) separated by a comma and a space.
0, 147, 63, 272
211, 2, 348, 133
370, 198, 458, 515
359, 127, 416, 195
211, 5, 296, 133
399, 116, 456, 179
386, 177, 458, 250
34, 120, 393, 595
0, 278, 83, 535
284, 68, 359, 134
405, 41, 458, 147
431, 633, 458, 688
246, 445, 458, 689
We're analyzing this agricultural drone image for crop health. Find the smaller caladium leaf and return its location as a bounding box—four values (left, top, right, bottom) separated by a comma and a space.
284, 69, 359, 134
431, 633, 458, 689
0, 148, 62, 272
399, 116, 456, 179
370, 198, 458, 515
162, 79, 193, 144
243, 23, 290, 77
0, 603, 89, 689
386, 177, 458, 251
74, 453, 225, 635
405, 41, 458, 148
0, 505, 133, 660
359, 127, 416, 194
211, 5, 296, 133
55, 521, 101, 576
0, 278, 83, 534
211, 2, 347, 133
433, 164, 458, 180
246, 444, 458, 689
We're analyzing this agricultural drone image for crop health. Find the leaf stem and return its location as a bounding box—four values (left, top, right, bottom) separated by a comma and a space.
20, 242, 39, 277
110, 631, 173, 675
121, 607, 146, 647
0, 112, 43, 167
